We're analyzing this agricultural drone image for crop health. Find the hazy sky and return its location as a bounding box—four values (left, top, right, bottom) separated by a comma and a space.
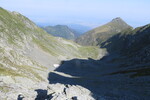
1, 0, 150, 28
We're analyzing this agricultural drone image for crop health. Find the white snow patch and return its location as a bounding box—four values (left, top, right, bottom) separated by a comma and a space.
53, 64, 60, 68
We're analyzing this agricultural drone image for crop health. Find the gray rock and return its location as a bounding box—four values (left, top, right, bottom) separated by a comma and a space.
47, 83, 95, 100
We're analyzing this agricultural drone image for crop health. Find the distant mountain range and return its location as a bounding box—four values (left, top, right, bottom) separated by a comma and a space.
41, 25, 80, 40
76, 17, 132, 46
68, 24, 92, 34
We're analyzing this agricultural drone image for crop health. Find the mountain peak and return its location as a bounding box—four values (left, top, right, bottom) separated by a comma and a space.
76, 17, 132, 46
112, 17, 122, 20
12, 11, 21, 15
111, 17, 125, 23
109, 17, 132, 29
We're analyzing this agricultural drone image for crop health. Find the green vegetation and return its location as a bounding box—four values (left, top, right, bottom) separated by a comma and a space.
33, 38, 58, 56
0, 48, 4, 52
0, 7, 102, 86
42, 25, 76, 40
0, 62, 44, 81
17, 65, 45, 81
0, 64, 21, 76
79, 46, 100, 59
0, 55, 45, 81
0, 86, 9, 93
76, 17, 132, 46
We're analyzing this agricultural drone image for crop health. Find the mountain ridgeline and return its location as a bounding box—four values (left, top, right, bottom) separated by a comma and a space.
42, 25, 80, 40
76, 17, 132, 46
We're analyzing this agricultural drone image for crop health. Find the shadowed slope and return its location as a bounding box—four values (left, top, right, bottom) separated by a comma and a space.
48, 24, 150, 100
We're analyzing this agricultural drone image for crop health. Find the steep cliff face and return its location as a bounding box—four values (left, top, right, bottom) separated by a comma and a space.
76, 17, 132, 46
0, 7, 105, 99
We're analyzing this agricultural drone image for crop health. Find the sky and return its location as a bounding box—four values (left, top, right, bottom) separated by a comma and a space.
1, 0, 150, 28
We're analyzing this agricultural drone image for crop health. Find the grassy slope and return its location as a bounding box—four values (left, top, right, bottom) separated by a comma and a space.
0, 7, 102, 82
76, 18, 132, 46
42, 25, 75, 40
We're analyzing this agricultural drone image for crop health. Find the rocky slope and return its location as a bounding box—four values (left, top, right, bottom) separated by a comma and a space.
48, 23, 150, 100
0, 7, 105, 99
76, 17, 132, 46
42, 25, 79, 40
46, 83, 95, 100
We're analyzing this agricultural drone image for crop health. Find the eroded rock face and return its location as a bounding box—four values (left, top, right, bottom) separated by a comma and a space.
47, 83, 95, 100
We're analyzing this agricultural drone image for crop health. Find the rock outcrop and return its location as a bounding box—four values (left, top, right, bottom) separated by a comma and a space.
47, 83, 95, 100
